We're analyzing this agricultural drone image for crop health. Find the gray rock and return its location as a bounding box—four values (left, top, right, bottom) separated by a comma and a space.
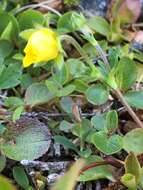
79, 0, 110, 17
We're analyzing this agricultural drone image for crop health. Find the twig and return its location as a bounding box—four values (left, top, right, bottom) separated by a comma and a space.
80, 161, 108, 174
24, 111, 97, 118
115, 89, 143, 128
21, 160, 70, 171
14, 0, 61, 16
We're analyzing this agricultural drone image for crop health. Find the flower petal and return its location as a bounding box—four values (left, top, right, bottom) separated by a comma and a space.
23, 55, 33, 68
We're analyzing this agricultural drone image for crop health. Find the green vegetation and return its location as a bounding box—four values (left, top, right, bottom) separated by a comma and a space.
0, 0, 143, 189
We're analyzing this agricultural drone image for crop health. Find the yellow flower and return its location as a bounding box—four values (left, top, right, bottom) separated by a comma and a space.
23, 28, 59, 68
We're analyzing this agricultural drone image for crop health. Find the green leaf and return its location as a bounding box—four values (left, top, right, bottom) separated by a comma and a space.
46, 80, 75, 97
19, 29, 36, 41
91, 113, 107, 131
13, 166, 29, 189
0, 40, 13, 58
25, 83, 54, 107
0, 64, 22, 89
123, 128, 143, 154
105, 70, 118, 90
54, 135, 78, 153
78, 149, 92, 158
57, 85, 75, 97
72, 119, 91, 139
45, 80, 60, 95
1, 22, 13, 41
57, 11, 86, 33
88, 16, 110, 37
66, 59, 89, 78
108, 48, 120, 68
0, 124, 6, 135
18, 9, 45, 30
12, 106, 24, 122
139, 168, 143, 188
83, 43, 98, 59
79, 155, 115, 182
1, 118, 51, 161
106, 110, 118, 133
52, 64, 69, 85
0, 12, 19, 41
0, 175, 16, 190
91, 111, 118, 133
59, 120, 73, 133
124, 90, 143, 109
72, 79, 88, 93
60, 97, 74, 114
12, 53, 23, 61
121, 173, 137, 190
0, 155, 6, 172
124, 152, 141, 184
52, 159, 85, 190
4, 97, 24, 109
20, 73, 33, 89
86, 84, 109, 105
91, 131, 123, 155
0, 40, 13, 65
115, 57, 137, 90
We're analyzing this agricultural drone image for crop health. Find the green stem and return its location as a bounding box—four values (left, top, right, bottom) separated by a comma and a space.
80, 128, 84, 152
92, 40, 143, 128
60, 35, 93, 68
94, 44, 110, 71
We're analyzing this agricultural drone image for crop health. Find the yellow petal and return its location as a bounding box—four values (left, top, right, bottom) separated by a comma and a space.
23, 55, 33, 68
23, 28, 59, 68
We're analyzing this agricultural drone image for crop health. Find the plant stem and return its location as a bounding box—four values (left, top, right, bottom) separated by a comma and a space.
80, 157, 123, 174
95, 44, 110, 71
115, 89, 143, 128
60, 35, 93, 68
94, 42, 143, 128
80, 161, 108, 174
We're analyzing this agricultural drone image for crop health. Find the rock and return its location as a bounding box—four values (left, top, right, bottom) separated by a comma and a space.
21, 160, 70, 171
79, 0, 110, 17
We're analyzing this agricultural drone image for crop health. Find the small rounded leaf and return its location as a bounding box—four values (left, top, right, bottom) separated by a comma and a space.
1, 117, 51, 161
123, 128, 143, 154
58, 11, 86, 33
86, 84, 109, 105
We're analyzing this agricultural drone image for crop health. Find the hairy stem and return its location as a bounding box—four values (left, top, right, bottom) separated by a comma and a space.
60, 35, 94, 68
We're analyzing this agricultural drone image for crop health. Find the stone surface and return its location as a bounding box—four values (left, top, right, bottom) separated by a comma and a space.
79, 0, 110, 17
